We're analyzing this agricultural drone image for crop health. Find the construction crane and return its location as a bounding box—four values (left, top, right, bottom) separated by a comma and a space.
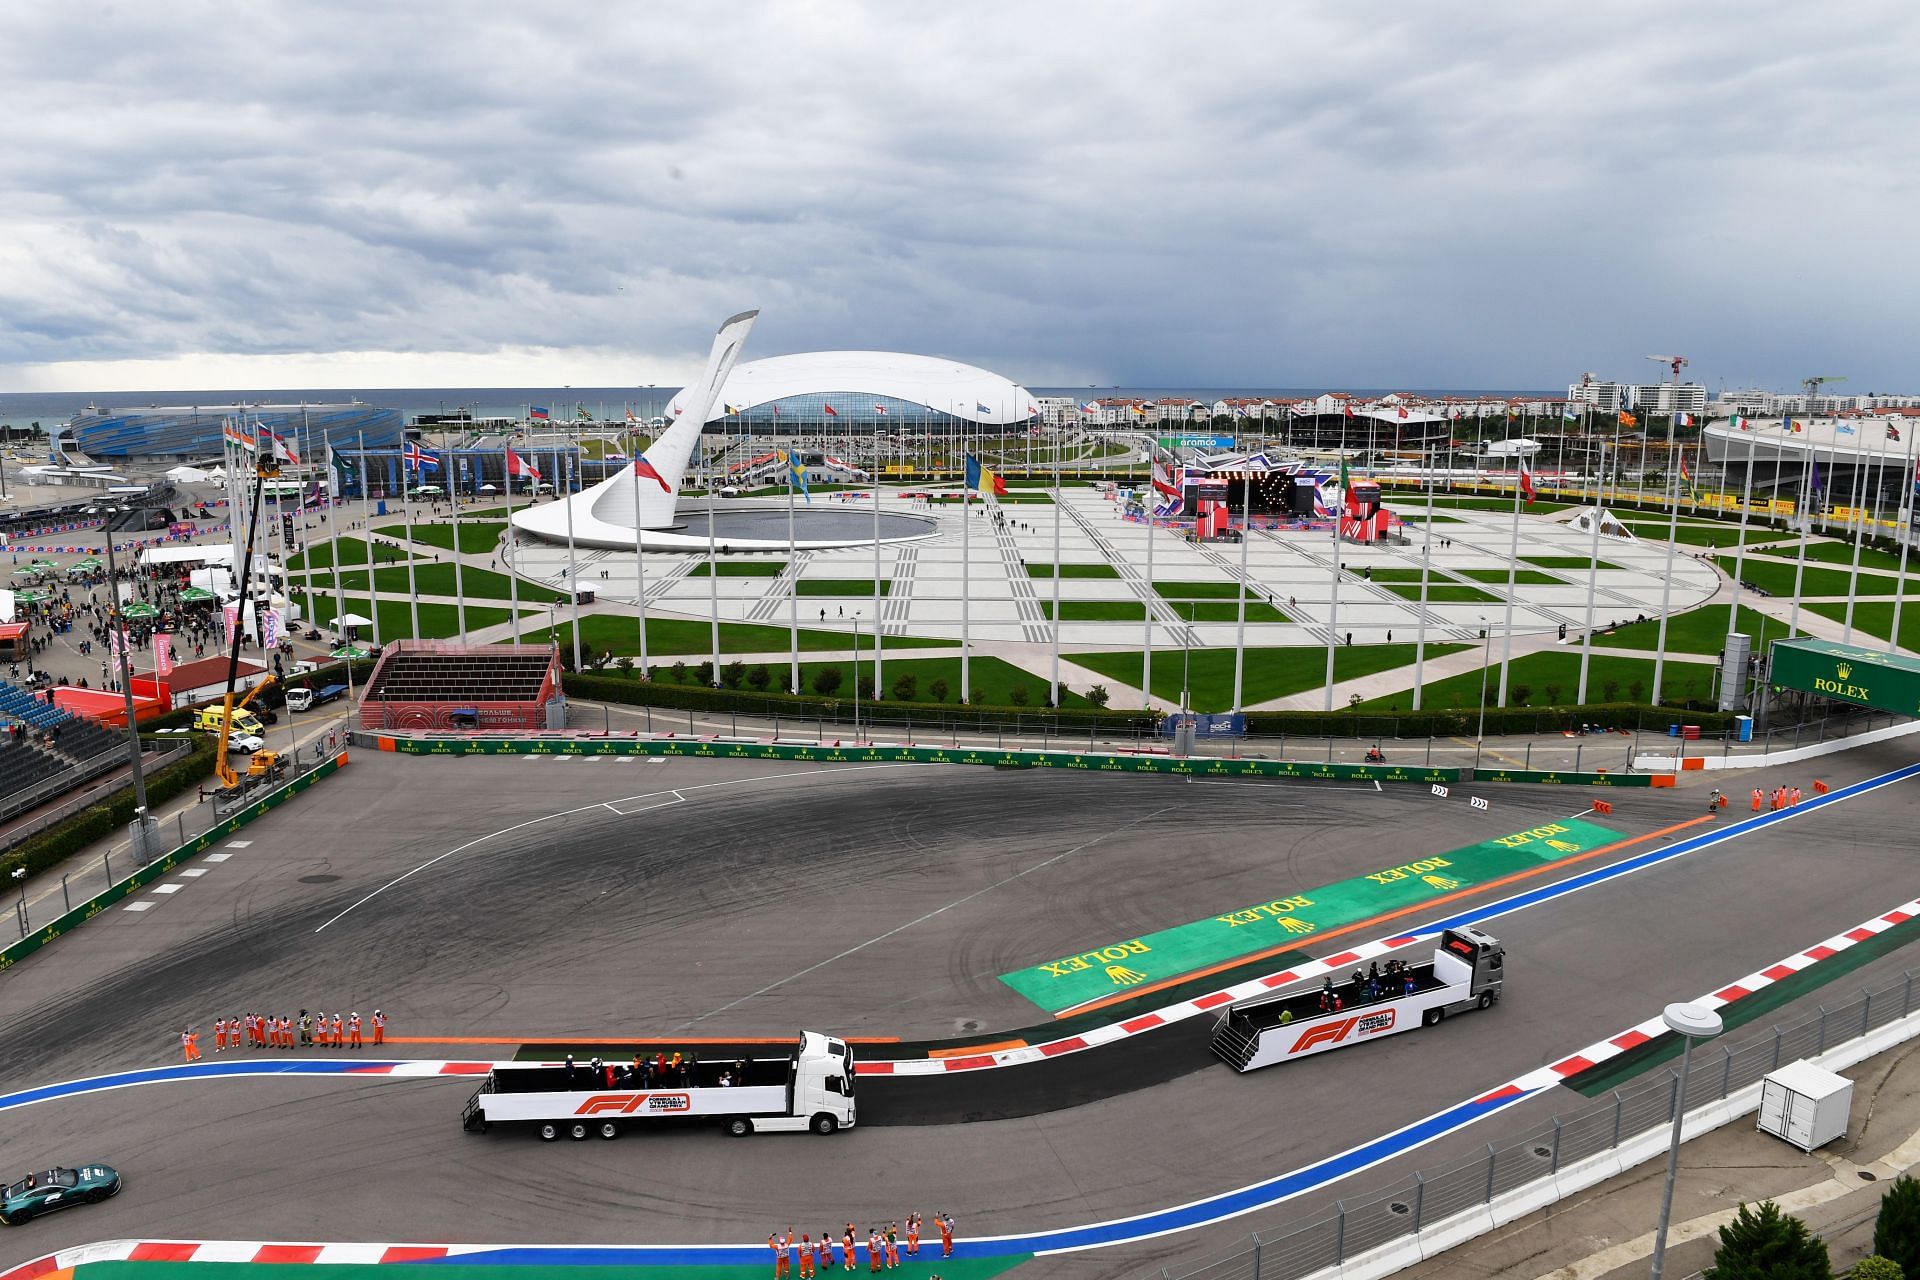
1802, 375, 1847, 412
213, 429, 281, 793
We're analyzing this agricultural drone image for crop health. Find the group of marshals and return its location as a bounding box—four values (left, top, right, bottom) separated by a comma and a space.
179, 1010, 388, 1059
768, 1214, 955, 1275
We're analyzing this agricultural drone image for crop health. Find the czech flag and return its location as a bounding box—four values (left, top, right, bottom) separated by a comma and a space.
1081, 401, 1098, 414
530, 406, 550, 421
633, 454, 672, 493
965, 454, 1007, 498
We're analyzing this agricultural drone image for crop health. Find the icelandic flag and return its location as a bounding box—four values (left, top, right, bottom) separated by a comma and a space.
530, 406, 550, 421
965, 454, 1007, 498
402, 442, 439, 473
633, 454, 672, 493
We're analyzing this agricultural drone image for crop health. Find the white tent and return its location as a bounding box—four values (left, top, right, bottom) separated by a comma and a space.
166, 465, 213, 483
1482, 438, 1544, 458
1567, 506, 1635, 540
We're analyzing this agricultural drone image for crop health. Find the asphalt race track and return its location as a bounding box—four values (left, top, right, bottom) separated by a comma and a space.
3, 743, 1918, 1277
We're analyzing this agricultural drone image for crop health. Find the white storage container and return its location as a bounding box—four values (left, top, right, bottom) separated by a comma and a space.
1757, 1060, 1852, 1152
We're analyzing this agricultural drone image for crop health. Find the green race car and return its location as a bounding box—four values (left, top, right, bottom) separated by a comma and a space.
0, 1166, 121, 1225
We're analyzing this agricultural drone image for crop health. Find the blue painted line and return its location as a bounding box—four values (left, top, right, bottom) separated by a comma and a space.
0, 1060, 408, 1115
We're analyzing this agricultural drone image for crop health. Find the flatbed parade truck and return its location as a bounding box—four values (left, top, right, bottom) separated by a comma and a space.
462, 1031, 856, 1140
1210, 928, 1505, 1072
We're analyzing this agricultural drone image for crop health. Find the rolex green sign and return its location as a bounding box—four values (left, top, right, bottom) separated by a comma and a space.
1769, 637, 1920, 716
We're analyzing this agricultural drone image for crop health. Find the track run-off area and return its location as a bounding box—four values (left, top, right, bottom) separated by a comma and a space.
2, 746, 1917, 1277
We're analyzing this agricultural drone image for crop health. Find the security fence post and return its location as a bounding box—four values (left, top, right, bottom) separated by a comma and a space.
1484, 1142, 1497, 1203
1721, 1044, 1734, 1099
1771, 1027, 1783, 1072
61, 874, 70, 914
102, 849, 113, 887
1611, 1090, 1624, 1148
1412, 1171, 1426, 1231
1334, 1201, 1347, 1261
1250, 1232, 1262, 1280
1862, 988, 1874, 1036
1816, 1005, 1829, 1054
1551, 1117, 1563, 1171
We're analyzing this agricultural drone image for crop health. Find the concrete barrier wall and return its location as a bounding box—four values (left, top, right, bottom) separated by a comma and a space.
1634, 717, 1920, 773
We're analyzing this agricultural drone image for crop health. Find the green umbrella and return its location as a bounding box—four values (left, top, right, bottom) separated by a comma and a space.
179, 586, 218, 603
70, 557, 103, 572
12, 588, 50, 603
119, 602, 160, 619
330, 644, 371, 659
27, 560, 57, 572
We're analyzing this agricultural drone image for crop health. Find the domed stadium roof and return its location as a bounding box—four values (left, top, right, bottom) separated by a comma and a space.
663, 351, 1037, 425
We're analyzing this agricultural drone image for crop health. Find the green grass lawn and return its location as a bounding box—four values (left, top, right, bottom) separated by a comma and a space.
518, 613, 946, 659
1067, 642, 1468, 713
1596, 604, 1793, 655
1523, 555, 1625, 571
1153, 580, 1245, 599
299, 563, 568, 604
1617, 522, 1787, 548
1353, 649, 1716, 712
1806, 600, 1920, 653
1165, 601, 1290, 623
1026, 562, 1122, 579
304, 594, 525, 641
762, 655, 1087, 706
1396, 512, 1467, 523
1358, 568, 1425, 584
1382, 583, 1504, 604
687, 560, 787, 577
1790, 539, 1913, 575
1042, 600, 1148, 621
1457, 568, 1565, 585
400, 521, 508, 555
796, 579, 893, 596
1715, 556, 1903, 598
1415, 496, 1572, 514
287, 536, 414, 571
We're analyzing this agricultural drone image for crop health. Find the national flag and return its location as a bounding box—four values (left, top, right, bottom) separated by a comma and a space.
1027, 404, 1039, 417
256, 426, 299, 464
633, 454, 672, 494
1618, 410, 1638, 428
329, 442, 357, 479
1731, 414, 1750, 431
530, 406, 550, 421
777, 448, 810, 503
1081, 401, 1098, 414
1676, 412, 1694, 426
506, 448, 541, 481
725, 403, 741, 416
1396, 407, 1408, 420
1342, 405, 1356, 418
976, 403, 992, 416
1130, 403, 1149, 417
1235, 405, 1249, 418
1785, 417, 1803, 433
577, 406, 593, 420
402, 442, 439, 473
1338, 455, 1350, 491
873, 404, 888, 415
965, 454, 1007, 498
1562, 407, 1579, 422
1506, 407, 1520, 420
1889, 424, 1902, 442
770, 405, 780, 418
1679, 452, 1695, 500
822, 404, 839, 417
625, 407, 638, 423
1519, 457, 1536, 506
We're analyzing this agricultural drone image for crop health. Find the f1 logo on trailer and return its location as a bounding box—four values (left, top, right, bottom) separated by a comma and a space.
573, 1092, 694, 1115
1290, 1009, 1397, 1054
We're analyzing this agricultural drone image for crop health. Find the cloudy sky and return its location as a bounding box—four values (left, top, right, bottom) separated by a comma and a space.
1, 2, 1915, 394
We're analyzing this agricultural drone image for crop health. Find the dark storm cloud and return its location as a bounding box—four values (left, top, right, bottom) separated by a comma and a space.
1, 0, 1916, 389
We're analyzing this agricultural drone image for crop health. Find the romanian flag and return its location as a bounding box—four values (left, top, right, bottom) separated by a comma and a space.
965, 454, 1007, 498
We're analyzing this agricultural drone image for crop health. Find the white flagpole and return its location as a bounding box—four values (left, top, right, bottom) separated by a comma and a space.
1412, 437, 1434, 710
706, 441, 721, 682
1787, 420, 1817, 639
358, 430, 380, 650
872, 412, 884, 705
1231, 466, 1249, 713
1323, 459, 1341, 711
1648, 366, 1686, 709
503, 440, 522, 643
1887, 424, 1918, 654
784, 446, 799, 695
1843, 430, 1870, 643
323, 432, 346, 632
1140, 473, 1155, 710
1049, 427, 1063, 706
631, 451, 649, 674
961, 445, 972, 703
448, 447, 468, 639
1726, 423, 1760, 630
400, 450, 422, 640
1496, 414, 1521, 706
1576, 440, 1605, 703
563, 454, 583, 671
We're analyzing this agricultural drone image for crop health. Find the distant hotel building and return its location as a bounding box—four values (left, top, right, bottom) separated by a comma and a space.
64, 402, 404, 459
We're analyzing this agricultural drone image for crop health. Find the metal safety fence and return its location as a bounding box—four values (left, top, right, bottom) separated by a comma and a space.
1142, 968, 1920, 1280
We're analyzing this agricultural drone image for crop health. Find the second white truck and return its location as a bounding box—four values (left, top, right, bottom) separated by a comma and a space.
462, 1031, 856, 1139
1210, 927, 1505, 1072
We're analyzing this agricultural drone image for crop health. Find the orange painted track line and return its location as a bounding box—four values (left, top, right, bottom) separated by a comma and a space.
384, 1034, 902, 1046
1060, 813, 1718, 1021
929, 1038, 1028, 1057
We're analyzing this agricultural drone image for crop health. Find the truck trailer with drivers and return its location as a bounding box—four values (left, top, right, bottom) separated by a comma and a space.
461, 1031, 856, 1140
1210, 927, 1505, 1072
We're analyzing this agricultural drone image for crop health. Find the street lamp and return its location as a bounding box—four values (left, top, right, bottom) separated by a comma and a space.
1475, 614, 1492, 768
11, 865, 25, 937
1649, 1002, 1723, 1280
851, 610, 863, 744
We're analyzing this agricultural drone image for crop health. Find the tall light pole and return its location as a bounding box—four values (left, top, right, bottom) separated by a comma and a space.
851, 609, 863, 744
103, 516, 153, 859
1474, 613, 1491, 770
1646, 355, 1687, 715
1649, 1002, 1724, 1280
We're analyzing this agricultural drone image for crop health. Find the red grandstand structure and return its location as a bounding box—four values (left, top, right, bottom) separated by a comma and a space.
357, 641, 563, 732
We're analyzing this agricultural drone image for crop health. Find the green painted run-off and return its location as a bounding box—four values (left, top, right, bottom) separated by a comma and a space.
999, 816, 1621, 1014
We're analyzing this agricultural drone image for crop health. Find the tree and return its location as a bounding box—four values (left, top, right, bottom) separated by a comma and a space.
812, 665, 843, 695
856, 673, 876, 700
1511, 684, 1531, 707
1628, 678, 1645, 703
1085, 683, 1110, 708
891, 673, 918, 701
1602, 678, 1621, 702
1851, 1258, 1903, 1280
1704, 1201, 1830, 1280
694, 660, 714, 688
615, 655, 634, 675
968, 687, 987, 705
670, 660, 688, 685
722, 660, 747, 689
777, 668, 793, 694
746, 664, 771, 692
1874, 1175, 1920, 1277
929, 677, 949, 703
1544, 682, 1563, 705
1008, 686, 1030, 706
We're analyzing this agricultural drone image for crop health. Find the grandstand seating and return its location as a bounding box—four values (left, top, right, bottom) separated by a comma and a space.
363, 648, 557, 704
0, 679, 73, 732
0, 738, 80, 805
